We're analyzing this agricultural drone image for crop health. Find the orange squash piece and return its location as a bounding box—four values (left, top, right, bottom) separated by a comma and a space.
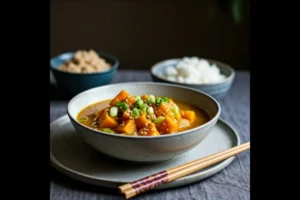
167, 109, 181, 121
109, 90, 130, 106
95, 109, 104, 118
138, 122, 160, 136
121, 109, 131, 121
135, 113, 150, 129
124, 96, 136, 106
116, 119, 137, 135
166, 99, 181, 121
169, 99, 176, 107
98, 110, 119, 128
174, 112, 181, 121
141, 94, 148, 101
155, 102, 171, 117
156, 115, 179, 134
181, 110, 196, 123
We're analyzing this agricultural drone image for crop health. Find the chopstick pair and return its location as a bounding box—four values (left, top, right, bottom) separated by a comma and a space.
118, 142, 250, 199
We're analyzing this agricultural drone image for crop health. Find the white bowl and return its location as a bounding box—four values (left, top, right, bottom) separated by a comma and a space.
67, 82, 221, 163
151, 58, 235, 99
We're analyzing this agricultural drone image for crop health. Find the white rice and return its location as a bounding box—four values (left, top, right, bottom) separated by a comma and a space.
161, 57, 226, 84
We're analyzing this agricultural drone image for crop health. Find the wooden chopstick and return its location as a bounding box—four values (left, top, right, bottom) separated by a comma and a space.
119, 142, 249, 193
118, 142, 250, 199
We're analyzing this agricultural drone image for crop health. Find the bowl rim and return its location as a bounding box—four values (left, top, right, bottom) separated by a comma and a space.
67, 82, 221, 140
150, 58, 235, 86
50, 51, 119, 75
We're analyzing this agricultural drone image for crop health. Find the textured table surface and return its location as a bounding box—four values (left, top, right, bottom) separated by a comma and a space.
50, 70, 250, 200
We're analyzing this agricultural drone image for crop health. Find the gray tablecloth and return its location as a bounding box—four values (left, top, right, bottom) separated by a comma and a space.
50, 70, 250, 200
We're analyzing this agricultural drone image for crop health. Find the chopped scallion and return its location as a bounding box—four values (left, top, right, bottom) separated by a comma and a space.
147, 107, 154, 114
154, 116, 165, 124
135, 99, 144, 108
171, 107, 179, 115
78, 117, 88, 122
155, 97, 162, 106
162, 97, 170, 103
132, 108, 140, 118
115, 102, 128, 111
140, 104, 148, 113
147, 95, 156, 104
122, 103, 129, 111
110, 107, 118, 117
102, 128, 114, 133
115, 102, 125, 107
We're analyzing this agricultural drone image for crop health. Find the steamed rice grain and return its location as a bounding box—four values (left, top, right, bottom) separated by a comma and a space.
161, 57, 226, 84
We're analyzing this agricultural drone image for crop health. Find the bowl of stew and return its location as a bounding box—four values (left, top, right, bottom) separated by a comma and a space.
67, 82, 221, 163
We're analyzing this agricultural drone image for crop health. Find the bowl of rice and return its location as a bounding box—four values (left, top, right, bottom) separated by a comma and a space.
150, 57, 235, 99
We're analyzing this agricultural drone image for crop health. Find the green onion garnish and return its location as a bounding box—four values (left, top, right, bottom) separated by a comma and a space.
122, 103, 129, 111
78, 117, 88, 122
115, 102, 125, 107
147, 95, 156, 104
102, 128, 114, 133
171, 107, 179, 115
154, 116, 165, 124
155, 97, 162, 106
135, 99, 144, 108
132, 108, 140, 118
140, 104, 148, 113
147, 107, 154, 114
110, 107, 118, 118
115, 102, 128, 111
162, 97, 170, 103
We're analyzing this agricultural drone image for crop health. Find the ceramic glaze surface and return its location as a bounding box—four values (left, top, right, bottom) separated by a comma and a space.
50, 115, 240, 189
151, 59, 235, 99
67, 82, 220, 162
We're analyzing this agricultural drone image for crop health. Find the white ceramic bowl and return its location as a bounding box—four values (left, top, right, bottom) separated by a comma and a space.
67, 82, 221, 163
151, 58, 235, 99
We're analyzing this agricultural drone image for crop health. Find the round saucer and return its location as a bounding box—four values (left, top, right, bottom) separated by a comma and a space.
50, 115, 240, 189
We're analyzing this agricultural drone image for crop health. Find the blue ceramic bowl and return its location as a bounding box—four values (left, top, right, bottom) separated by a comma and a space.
151, 58, 235, 99
50, 51, 119, 96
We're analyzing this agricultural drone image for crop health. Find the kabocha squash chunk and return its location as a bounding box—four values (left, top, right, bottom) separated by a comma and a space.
169, 99, 176, 107
156, 115, 179, 134
138, 122, 160, 136
168, 109, 181, 121
95, 109, 104, 118
98, 110, 119, 128
121, 109, 131, 120
110, 90, 130, 106
135, 113, 150, 128
167, 99, 181, 121
141, 94, 148, 101
98, 108, 109, 120
116, 119, 137, 135
124, 96, 136, 106
155, 102, 171, 116
181, 110, 196, 123
174, 112, 181, 121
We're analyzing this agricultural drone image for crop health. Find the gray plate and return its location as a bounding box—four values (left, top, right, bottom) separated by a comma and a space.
50, 115, 240, 190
